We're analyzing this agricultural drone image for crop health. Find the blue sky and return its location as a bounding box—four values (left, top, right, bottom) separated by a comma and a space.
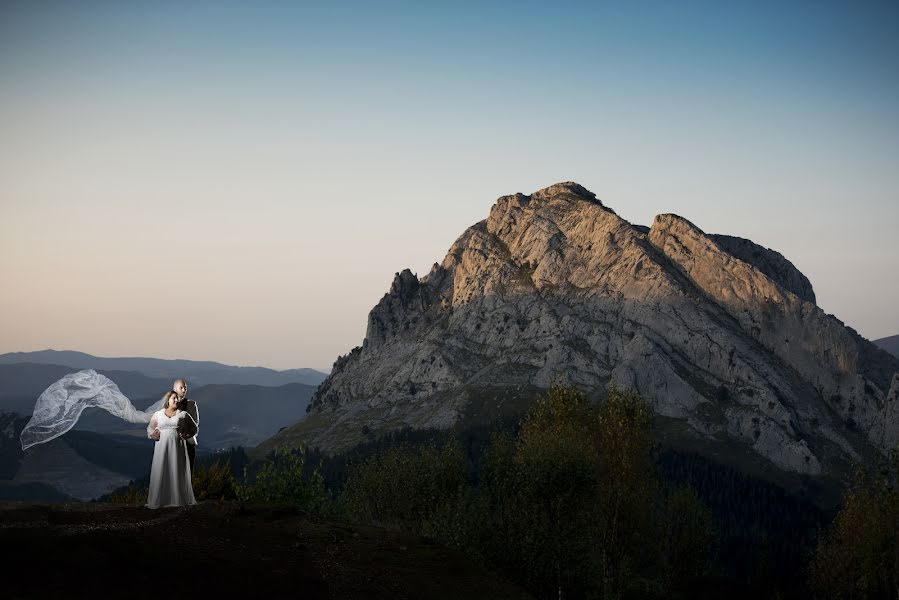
1, 1, 897, 369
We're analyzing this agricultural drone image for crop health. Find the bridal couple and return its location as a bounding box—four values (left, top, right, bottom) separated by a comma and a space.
145, 378, 200, 509
20, 370, 201, 508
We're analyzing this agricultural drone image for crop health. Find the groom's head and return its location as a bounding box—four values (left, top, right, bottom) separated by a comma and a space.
173, 379, 188, 400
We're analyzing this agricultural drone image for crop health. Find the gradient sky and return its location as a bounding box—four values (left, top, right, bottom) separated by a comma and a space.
1, 1, 897, 370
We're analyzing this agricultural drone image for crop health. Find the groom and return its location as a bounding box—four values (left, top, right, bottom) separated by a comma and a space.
173, 378, 199, 471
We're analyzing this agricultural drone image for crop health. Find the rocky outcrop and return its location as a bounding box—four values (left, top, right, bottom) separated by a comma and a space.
709, 234, 816, 304
261, 183, 899, 477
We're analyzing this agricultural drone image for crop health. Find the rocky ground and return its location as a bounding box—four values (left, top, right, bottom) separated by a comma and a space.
0, 501, 530, 599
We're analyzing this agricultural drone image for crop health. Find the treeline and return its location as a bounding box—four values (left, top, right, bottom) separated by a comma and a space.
106, 385, 899, 599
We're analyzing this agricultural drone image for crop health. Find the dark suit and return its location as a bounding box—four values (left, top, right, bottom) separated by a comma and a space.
181, 398, 199, 471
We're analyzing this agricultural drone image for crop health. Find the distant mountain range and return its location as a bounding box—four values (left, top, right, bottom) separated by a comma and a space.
0, 363, 174, 415
0, 349, 328, 387
874, 335, 899, 359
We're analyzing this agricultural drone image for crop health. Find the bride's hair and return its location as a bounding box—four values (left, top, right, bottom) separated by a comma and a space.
162, 391, 179, 409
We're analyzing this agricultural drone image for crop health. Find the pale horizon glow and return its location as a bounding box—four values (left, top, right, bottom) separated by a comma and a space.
1, 1, 897, 370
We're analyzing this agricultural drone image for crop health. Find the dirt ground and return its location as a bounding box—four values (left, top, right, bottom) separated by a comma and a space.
0, 501, 531, 599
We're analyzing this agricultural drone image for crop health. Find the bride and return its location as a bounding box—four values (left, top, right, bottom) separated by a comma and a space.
146, 391, 197, 509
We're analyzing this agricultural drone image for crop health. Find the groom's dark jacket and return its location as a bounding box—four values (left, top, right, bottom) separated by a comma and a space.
182, 399, 199, 446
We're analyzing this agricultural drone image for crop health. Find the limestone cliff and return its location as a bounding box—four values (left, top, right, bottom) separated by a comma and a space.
260, 183, 898, 478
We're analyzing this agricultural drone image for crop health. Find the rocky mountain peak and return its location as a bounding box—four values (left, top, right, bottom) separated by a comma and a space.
388, 268, 420, 297
262, 183, 898, 483
530, 181, 601, 203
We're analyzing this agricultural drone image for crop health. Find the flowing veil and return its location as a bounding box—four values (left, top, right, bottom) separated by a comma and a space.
20, 369, 165, 450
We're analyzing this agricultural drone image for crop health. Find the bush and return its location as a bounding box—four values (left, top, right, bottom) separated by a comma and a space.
192, 460, 238, 501
109, 482, 148, 505
237, 447, 333, 515
340, 438, 471, 543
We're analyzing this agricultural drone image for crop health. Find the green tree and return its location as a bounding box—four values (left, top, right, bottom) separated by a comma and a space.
810, 450, 899, 599
594, 385, 657, 598
479, 384, 603, 597
334, 383, 714, 599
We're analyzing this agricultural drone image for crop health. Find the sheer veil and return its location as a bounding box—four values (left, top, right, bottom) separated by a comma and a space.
20, 369, 165, 450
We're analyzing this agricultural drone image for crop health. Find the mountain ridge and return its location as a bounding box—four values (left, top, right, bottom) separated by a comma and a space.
258, 182, 898, 481
874, 334, 899, 359
0, 350, 328, 387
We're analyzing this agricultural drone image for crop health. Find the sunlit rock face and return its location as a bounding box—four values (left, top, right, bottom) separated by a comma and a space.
264, 183, 898, 477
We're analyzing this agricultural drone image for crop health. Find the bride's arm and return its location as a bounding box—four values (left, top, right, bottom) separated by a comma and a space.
147, 413, 159, 439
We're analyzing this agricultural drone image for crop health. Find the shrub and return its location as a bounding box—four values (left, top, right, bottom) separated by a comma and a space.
192, 460, 238, 501
340, 438, 471, 542
109, 482, 148, 505
237, 447, 333, 515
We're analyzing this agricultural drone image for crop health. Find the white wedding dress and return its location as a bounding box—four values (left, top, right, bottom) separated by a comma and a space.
146, 409, 197, 509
